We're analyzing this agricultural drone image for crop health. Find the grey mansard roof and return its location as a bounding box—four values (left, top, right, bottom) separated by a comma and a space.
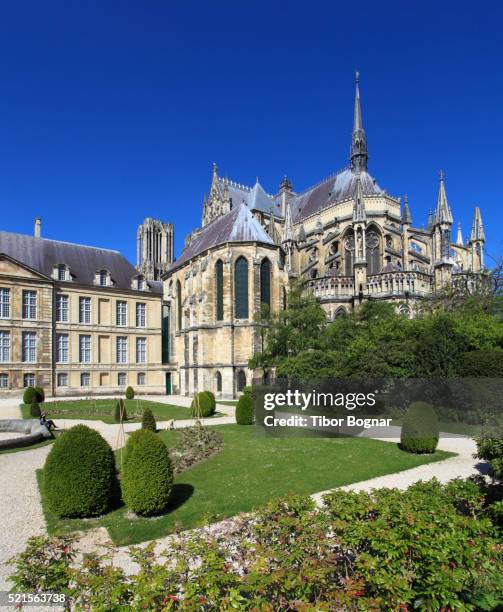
0, 230, 161, 293
170, 203, 274, 272
290, 168, 384, 222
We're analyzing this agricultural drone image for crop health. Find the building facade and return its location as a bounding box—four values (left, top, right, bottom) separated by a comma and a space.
0, 224, 168, 397
163, 74, 487, 398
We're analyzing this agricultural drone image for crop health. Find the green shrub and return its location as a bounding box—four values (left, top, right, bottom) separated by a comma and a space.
114, 400, 128, 422
243, 385, 253, 396
43, 425, 116, 518
203, 390, 216, 411
30, 402, 41, 418
476, 427, 503, 480
121, 430, 173, 516
23, 387, 38, 404
459, 349, 503, 377
125, 386, 135, 400
400, 401, 439, 453
34, 387, 45, 403
190, 391, 215, 418
236, 394, 254, 425
141, 407, 157, 432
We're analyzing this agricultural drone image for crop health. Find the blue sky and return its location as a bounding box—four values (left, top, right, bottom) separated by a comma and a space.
0, 1, 502, 263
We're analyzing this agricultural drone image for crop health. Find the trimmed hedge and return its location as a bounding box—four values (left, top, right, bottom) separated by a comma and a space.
476, 427, 503, 479
236, 394, 254, 425
30, 402, 41, 418
23, 387, 39, 405
125, 386, 135, 400
121, 429, 173, 516
43, 425, 116, 518
400, 401, 439, 453
459, 349, 503, 377
114, 400, 128, 423
141, 407, 157, 432
190, 391, 215, 418
34, 387, 45, 403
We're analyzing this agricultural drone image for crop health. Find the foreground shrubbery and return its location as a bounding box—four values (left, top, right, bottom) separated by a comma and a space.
477, 426, 503, 480
141, 406, 157, 431
169, 423, 223, 473
236, 394, 254, 425
43, 425, 116, 518
9, 478, 503, 610
121, 429, 173, 516
23, 386, 44, 405
114, 399, 128, 423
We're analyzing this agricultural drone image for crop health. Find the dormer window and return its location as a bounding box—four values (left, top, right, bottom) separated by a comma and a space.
95, 270, 112, 287
132, 275, 146, 291
138, 277, 144, 291
53, 264, 71, 282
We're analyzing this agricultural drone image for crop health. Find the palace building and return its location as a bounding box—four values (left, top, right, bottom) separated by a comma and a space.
0, 221, 169, 396
162, 74, 486, 398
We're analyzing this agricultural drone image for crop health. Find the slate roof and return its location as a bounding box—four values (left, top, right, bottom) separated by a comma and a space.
290, 167, 384, 222
217, 177, 283, 217
0, 231, 161, 293
169, 203, 274, 272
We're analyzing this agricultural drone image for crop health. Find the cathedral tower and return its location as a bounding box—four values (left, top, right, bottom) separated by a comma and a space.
137, 218, 174, 280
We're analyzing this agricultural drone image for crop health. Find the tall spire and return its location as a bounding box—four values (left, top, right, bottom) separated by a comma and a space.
282, 199, 294, 243
427, 208, 434, 231
350, 71, 368, 173
401, 194, 412, 225
352, 174, 367, 222
435, 170, 453, 224
456, 222, 464, 246
470, 207, 485, 242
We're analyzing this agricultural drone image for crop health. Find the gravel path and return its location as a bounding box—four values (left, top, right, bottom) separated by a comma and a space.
0, 395, 489, 592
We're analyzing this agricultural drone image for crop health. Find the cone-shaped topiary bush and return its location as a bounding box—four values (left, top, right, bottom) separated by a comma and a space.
121, 429, 173, 516
400, 402, 439, 453
34, 387, 45, 403
242, 385, 253, 396
30, 402, 41, 418
141, 407, 157, 432
23, 386, 38, 405
236, 394, 254, 425
44, 425, 116, 518
203, 390, 216, 412
125, 386, 135, 400
190, 391, 215, 418
114, 399, 127, 422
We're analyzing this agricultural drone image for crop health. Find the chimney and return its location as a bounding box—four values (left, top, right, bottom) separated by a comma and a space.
34, 218, 41, 238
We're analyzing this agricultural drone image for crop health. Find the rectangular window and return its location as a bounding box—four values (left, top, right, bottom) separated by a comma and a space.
118, 372, 126, 386
80, 372, 90, 387
137, 372, 145, 386
0, 288, 10, 318
116, 301, 127, 326
79, 335, 92, 363
57, 373, 68, 387
22, 290, 37, 319
56, 294, 69, 322
0, 331, 10, 362
79, 297, 91, 324
136, 303, 146, 327
116, 336, 127, 364
56, 334, 69, 363
58, 265, 66, 281
22, 332, 36, 362
23, 373, 35, 388
0, 373, 8, 388
136, 337, 146, 363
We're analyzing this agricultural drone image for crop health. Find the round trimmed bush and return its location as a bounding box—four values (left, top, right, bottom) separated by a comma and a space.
400, 402, 439, 454
236, 394, 254, 425
44, 425, 116, 518
242, 385, 253, 396
30, 402, 41, 418
125, 386, 135, 400
141, 407, 157, 432
121, 430, 173, 516
114, 400, 128, 422
203, 390, 216, 411
23, 386, 38, 405
34, 386, 45, 403
190, 391, 215, 418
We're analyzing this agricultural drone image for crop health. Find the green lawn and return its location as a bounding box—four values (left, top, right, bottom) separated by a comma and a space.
20, 399, 198, 424
217, 400, 238, 407
39, 424, 454, 546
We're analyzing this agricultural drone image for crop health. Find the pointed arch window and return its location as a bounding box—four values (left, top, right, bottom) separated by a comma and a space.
215, 260, 224, 321
176, 280, 182, 330
234, 257, 249, 319
260, 258, 271, 309
366, 229, 381, 275
216, 370, 222, 393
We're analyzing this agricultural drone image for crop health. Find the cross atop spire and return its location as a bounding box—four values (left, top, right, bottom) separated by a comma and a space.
350, 71, 368, 173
